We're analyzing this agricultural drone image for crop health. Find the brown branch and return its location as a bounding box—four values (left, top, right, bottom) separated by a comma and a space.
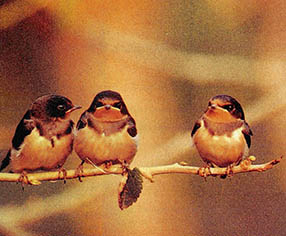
0, 156, 282, 185
0, 165, 123, 185
139, 156, 283, 181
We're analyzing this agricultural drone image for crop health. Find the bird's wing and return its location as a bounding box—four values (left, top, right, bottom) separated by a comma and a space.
242, 122, 253, 148
191, 120, 201, 137
0, 150, 11, 171
12, 110, 35, 150
0, 110, 35, 171
127, 116, 137, 138
76, 111, 88, 130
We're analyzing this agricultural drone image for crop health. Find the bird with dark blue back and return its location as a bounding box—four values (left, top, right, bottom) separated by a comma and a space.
74, 90, 138, 169
191, 95, 253, 176
0, 94, 81, 174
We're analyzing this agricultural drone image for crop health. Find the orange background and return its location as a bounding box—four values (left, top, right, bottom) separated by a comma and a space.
0, 0, 285, 235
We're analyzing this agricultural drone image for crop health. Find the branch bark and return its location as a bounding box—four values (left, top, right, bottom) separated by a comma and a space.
139, 156, 283, 181
0, 156, 282, 184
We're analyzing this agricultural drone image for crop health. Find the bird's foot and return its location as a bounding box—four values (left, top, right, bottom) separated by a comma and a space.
17, 171, 30, 190
198, 165, 211, 180
221, 165, 234, 179
118, 160, 130, 174
75, 161, 85, 182
58, 167, 67, 184
102, 160, 113, 170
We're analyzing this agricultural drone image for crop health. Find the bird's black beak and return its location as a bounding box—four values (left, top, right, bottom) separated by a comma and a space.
210, 104, 217, 109
105, 105, 111, 110
67, 105, 82, 114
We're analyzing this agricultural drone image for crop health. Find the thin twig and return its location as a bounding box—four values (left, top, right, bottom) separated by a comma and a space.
0, 155, 281, 235
0, 165, 123, 185
0, 156, 282, 184
139, 156, 283, 181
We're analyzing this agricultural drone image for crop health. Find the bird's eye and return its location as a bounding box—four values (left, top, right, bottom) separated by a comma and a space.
95, 101, 104, 107
223, 104, 234, 112
57, 104, 65, 111
113, 102, 122, 109
208, 101, 212, 107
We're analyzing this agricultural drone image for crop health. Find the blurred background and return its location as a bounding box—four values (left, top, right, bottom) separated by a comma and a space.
0, 0, 285, 235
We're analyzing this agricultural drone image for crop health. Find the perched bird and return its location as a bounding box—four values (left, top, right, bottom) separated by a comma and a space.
74, 90, 137, 169
0, 95, 81, 174
191, 95, 253, 174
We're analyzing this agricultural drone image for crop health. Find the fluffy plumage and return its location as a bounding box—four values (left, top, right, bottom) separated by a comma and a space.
0, 95, 81, 173
74, 90, 138, 166
191, 95, 252, 168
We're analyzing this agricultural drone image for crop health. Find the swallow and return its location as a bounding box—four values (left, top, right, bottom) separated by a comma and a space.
191, 95, 253, 176
74, 90, 137, 171
0, 95, 81, 177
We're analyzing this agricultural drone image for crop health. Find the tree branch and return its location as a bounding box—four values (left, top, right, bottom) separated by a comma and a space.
0, 156, 282, 184
139, 156, 283, 181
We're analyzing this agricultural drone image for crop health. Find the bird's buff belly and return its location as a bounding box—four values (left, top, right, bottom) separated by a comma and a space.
194, 128, 247, 167
74, 127, 137, 165
10, 129, 73, 173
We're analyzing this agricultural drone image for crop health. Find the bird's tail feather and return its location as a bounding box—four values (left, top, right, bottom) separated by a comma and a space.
0, 150, 11, 171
